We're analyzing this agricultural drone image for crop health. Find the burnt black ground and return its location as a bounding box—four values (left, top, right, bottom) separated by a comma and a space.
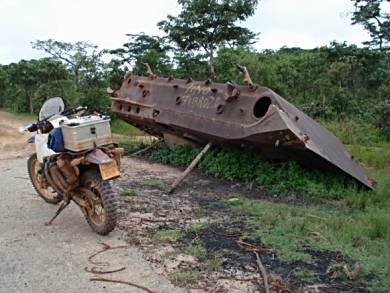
115, 157, 372, 292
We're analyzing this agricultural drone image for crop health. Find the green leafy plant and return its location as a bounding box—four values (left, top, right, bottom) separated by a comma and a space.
152, 230, 182, 244
120, 189, 138, 197
142, 179, 167, 189
146, 143, 372, 202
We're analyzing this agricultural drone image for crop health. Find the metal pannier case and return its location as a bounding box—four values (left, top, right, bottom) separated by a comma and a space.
61, 115, 112, 152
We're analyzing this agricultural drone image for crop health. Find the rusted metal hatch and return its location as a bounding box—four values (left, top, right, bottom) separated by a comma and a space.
110, 72, 374, 189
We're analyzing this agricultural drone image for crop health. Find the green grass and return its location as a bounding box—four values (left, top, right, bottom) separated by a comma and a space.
120, 188, 138, 197
114, 140, 151, 156
152, 230, 182, 244
292, 270, 316, 283
187, 224, 207, 234
110, 118, 142, 136
142, 178, 167, 189
346, 144, 390, 169
169, 271, 200, 286
320, 119, 387, 146
222, 197, 390, 291
146, 142, 375, 203
369, 168, 390, 203
181, 241, 208, 260
205, 257, 223, 271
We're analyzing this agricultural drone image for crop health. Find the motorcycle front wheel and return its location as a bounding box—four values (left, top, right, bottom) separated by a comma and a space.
27, 154, 62, 204
79, 170, 118, 235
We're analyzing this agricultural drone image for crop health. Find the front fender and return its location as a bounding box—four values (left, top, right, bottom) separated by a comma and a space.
85, 149, 113, 165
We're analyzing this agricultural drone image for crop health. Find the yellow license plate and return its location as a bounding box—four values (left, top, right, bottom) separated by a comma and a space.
99, 160, 120, 180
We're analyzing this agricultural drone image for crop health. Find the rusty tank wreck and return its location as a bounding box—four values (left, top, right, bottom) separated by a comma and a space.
109, 67, 374, 190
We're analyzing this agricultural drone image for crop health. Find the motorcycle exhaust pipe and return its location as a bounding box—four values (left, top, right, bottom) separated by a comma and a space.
56, 158, 78, 186
49, 163, 71, 193
43, 161, 65, 195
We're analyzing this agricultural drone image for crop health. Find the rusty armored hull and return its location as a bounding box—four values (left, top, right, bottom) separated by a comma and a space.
110, 74, 373, 189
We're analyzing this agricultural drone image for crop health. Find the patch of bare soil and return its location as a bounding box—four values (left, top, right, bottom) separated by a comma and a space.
0, 111, 34, 159
115, 157, 368, 293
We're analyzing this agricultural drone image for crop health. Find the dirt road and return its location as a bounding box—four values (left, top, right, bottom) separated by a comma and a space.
0, 111, 191, 293
0, 111, 34, 160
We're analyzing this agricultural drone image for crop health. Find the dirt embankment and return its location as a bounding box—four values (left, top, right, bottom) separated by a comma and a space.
0, 111, 34, 159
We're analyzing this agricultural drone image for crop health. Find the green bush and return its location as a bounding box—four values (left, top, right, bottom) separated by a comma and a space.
145, 143, 371, 201
116, 140, 149, 156
111, 118, 142, 136
320, 119, 387, 146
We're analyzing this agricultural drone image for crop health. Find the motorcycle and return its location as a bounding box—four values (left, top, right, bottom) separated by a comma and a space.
22, 97, 123, 235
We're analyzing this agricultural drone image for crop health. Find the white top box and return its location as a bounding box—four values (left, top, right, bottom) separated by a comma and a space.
61, 115, 112, 152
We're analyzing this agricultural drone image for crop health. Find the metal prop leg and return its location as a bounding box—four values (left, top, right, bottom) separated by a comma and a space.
168, 142, 212, 194
44, 199, 70, 226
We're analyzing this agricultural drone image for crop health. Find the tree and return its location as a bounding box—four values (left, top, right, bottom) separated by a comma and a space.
31, 39, 113, 113
103, 58, 129, 90
0, 66, 6, 106
351, 0, 390, 51
109, 33, 173, 76
31, 39, 102, 82
173, 51, 209, 80
0, 58, 69, 113
158, 0, 259, 80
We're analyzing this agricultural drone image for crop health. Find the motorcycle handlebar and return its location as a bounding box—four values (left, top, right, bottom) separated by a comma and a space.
19, 106, 88, 134
61, 106, 87, 116
19, 123, 38, 133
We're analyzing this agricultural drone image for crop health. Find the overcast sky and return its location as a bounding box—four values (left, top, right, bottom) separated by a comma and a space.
0, 0, 376, 65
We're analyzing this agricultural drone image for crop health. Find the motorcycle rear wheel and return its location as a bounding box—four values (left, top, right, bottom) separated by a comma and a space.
27, 154, 61, 204
80, 170, 118, 235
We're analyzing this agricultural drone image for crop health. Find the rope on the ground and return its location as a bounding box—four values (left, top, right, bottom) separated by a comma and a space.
87, 242, 127, 266
84, 266, 125, 274
90, 277, 156, 293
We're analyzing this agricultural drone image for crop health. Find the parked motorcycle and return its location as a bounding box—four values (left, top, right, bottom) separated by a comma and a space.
22, 97, 123, 235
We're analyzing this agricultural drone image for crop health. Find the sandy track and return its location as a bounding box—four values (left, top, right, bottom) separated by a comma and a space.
0, 111, 193, 293
0, 111, 34, 160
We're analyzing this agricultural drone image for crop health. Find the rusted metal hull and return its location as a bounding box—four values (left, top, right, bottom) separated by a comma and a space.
111, 74, 373, 189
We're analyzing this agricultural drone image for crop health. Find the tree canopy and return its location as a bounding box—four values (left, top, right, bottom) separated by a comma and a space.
158, 0, 259, 79
351, 0, 390, 51
109, 33, 173, 76
31, 39, 102, 82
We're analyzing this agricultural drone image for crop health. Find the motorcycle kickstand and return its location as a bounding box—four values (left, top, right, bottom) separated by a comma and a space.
44, 197, 71, 226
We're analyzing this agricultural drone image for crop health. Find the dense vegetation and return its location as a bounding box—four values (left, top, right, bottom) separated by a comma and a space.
1, 42, 389, 138
0, 0, 389, 140
118, 138, 388, 202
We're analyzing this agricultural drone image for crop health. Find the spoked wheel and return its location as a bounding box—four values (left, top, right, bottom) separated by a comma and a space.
27, 154, 61, 204
79, 170, 118, 235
